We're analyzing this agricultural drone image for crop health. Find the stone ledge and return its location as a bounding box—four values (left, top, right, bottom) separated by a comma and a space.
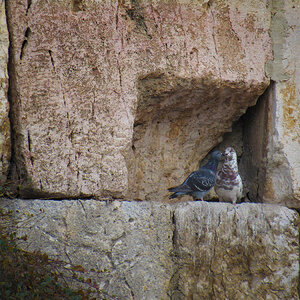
0, 199, 298, 299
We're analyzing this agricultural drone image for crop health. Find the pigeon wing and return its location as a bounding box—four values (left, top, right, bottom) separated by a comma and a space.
184, 169, 216, 192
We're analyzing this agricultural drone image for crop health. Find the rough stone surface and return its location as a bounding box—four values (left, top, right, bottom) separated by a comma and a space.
1, 199, 298, 299
0, 199, 174, 299
171, 202, 299, 299
242, 0, 300, 208
0, 0, 11, 184
6, 0, 271, 199
263, 0, 300, 207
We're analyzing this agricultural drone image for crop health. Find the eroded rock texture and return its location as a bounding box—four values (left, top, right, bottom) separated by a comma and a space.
241, 0, 300, 208
171, 202, 299, 299
263, 0, 300, 207
6, 0, 271, 199
1, 199, 174, 299
1, 199, 298, 300
0, 0, 10, 184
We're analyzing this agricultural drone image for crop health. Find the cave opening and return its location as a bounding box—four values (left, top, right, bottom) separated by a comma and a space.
128, 74, 272, 203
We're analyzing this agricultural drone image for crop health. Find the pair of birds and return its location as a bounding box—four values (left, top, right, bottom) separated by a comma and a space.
168, 147, 243, 205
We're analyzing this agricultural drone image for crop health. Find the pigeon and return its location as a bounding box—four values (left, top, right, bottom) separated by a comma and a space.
168, 150, 222, 201
215, 147, 243, 205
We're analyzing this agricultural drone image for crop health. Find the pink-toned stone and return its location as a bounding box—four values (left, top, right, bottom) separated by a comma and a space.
7, 0, 271, 199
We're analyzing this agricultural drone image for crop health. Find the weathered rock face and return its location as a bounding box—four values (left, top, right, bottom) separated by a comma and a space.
241, 0, 300, 208
2, 199, 174, 299
263, 0, 300, 207
171, 202, 299, 299
0, 1, 10, 184
6, 0, 271, 199
1, 199, 298, 299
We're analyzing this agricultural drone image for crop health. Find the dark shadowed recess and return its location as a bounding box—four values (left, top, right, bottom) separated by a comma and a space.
129, 72, 272, 203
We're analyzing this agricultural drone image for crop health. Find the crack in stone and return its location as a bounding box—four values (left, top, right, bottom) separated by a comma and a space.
106, 251, 116, 269
48, 50, 55, 71
65, 249, 73, 265
116, 55, 131, 127
35, 225, 70, 247
20, 27, 31, 60
25, 0, 32, 16
124, 279, 135, 300
209, 211, 221, 299
79, 200, 87, 219
207, 3, 221, 78
27, 130, 34, 166
171, 208, 177, 255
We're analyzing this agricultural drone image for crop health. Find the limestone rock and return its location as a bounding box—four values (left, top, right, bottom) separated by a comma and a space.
171, 202, 299, 299
263, 0, 300, 207
1, 199, 174, 299
0, 0, 11, 184
6, 0, 271, 199
241, 1, 300, 208
0, 199, 298, 299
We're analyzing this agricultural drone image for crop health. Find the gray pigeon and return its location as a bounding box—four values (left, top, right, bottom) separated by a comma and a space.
168, 150, 222, 201
215, 147, 243, 205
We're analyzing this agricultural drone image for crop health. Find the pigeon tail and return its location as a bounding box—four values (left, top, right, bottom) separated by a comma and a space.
169, 192, 187, 199
168, 186, 191, 199
168, 185, 188, 193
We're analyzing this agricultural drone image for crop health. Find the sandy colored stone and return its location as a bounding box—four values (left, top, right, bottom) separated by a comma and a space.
241, 0, 300, 208
6, 0, 271, 199
262, 0, 300, 207
0, 0, 11, 184
0, 199, 298, 299
171, 202, 299, 299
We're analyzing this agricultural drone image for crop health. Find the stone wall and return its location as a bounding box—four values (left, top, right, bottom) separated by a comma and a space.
0, 1, 300, 299
1, 199, 299, 300
238, 0, 300, 208
0, 0, 10, 184
5, 0, 271, 200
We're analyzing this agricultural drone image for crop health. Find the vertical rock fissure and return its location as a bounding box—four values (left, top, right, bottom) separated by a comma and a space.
20, 27, 31, 60
48, 50, 55, 71
207, 2, 221, 77
124, 279, 135, 300
27, 130, 34, 166
168, 208, 185, 299
5, 0, 29, 184
25, 0, 32, 16
116, 55, 131, 128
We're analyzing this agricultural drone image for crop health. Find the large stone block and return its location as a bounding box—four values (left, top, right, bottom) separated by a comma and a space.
1, 199, 298, 299
171, 202, 299, 299
263, 0, 300, 207
0, 0, 11, 184
1, 199, 174, 299
242, 0, 300, 208
6, 0, 271, 199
